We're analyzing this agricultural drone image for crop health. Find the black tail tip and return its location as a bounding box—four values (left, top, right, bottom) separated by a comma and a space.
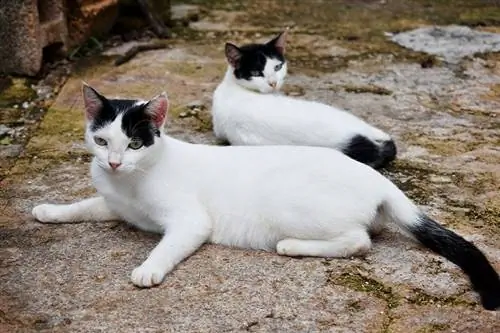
479, 286, 500, 310
380, 139, 397, 163
410, 215, 500, 311
371, 139, 397, 169
342, 135, 397, 169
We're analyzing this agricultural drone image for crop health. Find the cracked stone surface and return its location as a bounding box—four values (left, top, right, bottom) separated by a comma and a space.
1, 1, 500, 332
390, 25, 500, 64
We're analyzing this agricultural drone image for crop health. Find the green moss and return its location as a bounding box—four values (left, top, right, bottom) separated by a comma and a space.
328, 270, 399, 333
0, 78, 36, 107
346, 300, 363, 312
170, 105, 213, 132
0, 107, 24, 124
330, 84, 393, 95
408, 288, 475, 307
443, 197, 500, 232
330, 271, 400, 309
416, 323, 451, 333
26, 107, 85, 156
383, 159, 434, 206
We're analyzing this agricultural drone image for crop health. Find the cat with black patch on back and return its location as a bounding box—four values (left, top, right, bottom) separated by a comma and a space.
212, 28, 397, 169
32, 85, 500, 310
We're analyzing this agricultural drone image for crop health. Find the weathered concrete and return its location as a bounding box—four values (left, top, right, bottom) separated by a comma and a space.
1, 1, 500, 332
390, 26, 500, 64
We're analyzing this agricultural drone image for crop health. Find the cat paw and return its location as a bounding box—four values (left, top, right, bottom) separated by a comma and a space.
32, 204, 64, 223
131, 262, 167, 288
276, 239, 296, 256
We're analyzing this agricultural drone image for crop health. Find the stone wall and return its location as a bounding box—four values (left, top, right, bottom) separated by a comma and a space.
0, 0, 120, 76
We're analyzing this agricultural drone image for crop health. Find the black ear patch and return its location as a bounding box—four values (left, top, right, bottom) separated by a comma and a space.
121, 103, 160, 148
230, 42, 286, 81
89, 98, 136, 131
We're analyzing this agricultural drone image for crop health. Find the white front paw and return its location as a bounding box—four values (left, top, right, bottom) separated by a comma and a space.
32, 204, 65, 223
131, 261, 168, 288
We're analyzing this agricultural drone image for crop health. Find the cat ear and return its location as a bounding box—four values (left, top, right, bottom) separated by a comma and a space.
82, 82, 104, 121
225, 43, 243, 68
144, 92, 169, 128
268, 28, 288, 54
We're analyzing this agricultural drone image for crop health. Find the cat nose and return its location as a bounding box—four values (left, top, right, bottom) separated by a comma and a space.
109, 162, 121, 170
269, 81, 277, 88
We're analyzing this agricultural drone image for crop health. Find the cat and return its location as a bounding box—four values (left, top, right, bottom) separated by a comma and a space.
212, 29, 397, 169
32, 84, 500, 310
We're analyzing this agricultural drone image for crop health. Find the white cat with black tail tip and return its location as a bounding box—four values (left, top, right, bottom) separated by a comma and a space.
32, 85, 499, 310
212, 28, 397, 169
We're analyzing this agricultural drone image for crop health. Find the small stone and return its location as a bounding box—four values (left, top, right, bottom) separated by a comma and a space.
171, 4, 201, 22
0, 144, 22, 158
34, 85, 53, 100
430, 175, 452, 184
22, 101, 30, 109
0, 124, 11, 138
179, 111, 188, 118
186, 100, 204, 110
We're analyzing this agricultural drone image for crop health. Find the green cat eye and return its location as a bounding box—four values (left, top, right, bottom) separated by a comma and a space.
274, 63, 283, 71
128, 138, 144, 150
94, 136, 107, 146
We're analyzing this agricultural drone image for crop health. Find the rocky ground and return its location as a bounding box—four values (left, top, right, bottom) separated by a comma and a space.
1, 1, 500, 332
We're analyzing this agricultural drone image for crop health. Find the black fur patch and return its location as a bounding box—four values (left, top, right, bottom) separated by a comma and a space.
90, 98, 159, 147
342, 135, 379, 165
233, 43, 285, 80
342, 135, 397, 169
410, 215, 500, 310
121, 103, 160, 147
379, 140, 397, 165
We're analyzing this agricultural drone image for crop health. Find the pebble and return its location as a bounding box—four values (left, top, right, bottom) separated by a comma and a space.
0, 124, 11, 138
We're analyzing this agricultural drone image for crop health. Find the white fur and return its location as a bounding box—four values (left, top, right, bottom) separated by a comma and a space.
33, 109, 421, 288
212, 67, 392, 151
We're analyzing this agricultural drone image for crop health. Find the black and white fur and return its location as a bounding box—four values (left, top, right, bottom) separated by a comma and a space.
212, 29, 397, 169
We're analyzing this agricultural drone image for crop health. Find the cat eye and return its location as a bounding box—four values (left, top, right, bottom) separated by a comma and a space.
128, 138, 144, 150
250, 70, 262, 77
274, 63, 283, 71
94, 137, 107, 146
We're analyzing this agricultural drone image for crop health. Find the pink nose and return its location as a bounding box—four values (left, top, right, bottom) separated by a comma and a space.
269, 82, 277, 88
109, 162, 121, 170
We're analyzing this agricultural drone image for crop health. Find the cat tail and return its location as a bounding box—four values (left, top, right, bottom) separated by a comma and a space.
382, 184, 500, 310
342, 135, 396, 169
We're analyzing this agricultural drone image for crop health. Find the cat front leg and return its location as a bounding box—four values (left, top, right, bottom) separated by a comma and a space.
131, 210, 211, 287
32, 196, 119, 223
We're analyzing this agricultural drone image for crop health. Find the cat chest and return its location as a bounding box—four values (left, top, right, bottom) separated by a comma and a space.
94, 182, 162, 233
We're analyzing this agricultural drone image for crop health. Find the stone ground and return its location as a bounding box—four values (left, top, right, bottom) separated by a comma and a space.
1, 0, 500, 332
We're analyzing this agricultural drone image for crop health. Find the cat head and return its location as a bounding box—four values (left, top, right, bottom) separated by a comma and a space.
225, 29, 288, 93
82, 83, 168, 174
